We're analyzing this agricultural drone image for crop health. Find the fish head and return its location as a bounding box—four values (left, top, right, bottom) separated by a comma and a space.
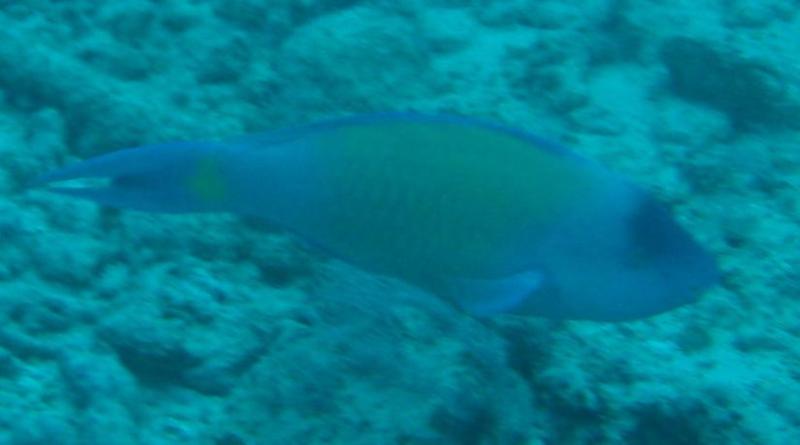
528, 188, 719, 322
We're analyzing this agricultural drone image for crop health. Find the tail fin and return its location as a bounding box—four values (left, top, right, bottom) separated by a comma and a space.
32, 141, 233, 213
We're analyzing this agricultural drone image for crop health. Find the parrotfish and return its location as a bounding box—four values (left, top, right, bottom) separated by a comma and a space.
33, 113, 718, 321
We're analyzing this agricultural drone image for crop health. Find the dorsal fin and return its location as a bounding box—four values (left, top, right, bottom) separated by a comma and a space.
228, 113, 582, 160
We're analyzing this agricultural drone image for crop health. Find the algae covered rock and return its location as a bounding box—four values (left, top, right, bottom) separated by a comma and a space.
659, 37, 799, 131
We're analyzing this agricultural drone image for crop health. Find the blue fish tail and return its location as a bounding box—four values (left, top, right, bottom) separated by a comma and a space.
33, 141, 233, 213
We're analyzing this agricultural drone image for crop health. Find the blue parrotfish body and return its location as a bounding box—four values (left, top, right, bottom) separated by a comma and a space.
34, 114, 719, 321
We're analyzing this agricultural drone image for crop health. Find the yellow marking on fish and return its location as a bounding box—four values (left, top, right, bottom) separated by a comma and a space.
188, 156, 226, 202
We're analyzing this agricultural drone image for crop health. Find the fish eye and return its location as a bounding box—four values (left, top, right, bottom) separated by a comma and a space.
624, 244, 651, 269
627, 195, 676, 258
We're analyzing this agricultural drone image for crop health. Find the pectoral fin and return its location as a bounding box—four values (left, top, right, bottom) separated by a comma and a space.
443, 270, 544, 316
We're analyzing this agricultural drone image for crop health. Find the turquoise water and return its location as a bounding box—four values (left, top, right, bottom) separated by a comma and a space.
0, 1, 798, 444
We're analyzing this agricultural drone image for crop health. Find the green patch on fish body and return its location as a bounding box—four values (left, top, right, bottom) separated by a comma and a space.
307, 120, 598, 280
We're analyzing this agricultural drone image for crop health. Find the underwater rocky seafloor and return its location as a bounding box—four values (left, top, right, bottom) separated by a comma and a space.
0, 0, 798, 444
